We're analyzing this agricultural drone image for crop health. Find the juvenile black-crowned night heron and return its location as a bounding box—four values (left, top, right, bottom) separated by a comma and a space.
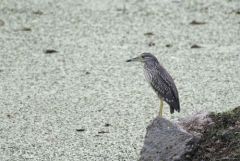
126, 53, 180, 116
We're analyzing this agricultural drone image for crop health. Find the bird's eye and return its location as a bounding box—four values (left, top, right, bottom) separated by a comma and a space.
142, 55, 145, 58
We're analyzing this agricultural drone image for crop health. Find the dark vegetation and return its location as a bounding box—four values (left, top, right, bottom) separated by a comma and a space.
191, 107, 240, 161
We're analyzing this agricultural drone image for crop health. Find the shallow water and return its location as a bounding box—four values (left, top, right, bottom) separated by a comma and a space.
0, 0, 240, 160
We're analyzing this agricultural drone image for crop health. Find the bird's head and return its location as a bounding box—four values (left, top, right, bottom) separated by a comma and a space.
126, 53, 157, 63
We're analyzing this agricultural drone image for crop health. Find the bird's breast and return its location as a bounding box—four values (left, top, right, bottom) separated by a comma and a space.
143, 67, 153, 83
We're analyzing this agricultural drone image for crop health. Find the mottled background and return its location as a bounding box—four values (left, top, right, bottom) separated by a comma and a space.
0, 0, 240, 160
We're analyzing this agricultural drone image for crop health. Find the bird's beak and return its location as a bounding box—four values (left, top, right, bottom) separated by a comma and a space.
126, 56, 142, 62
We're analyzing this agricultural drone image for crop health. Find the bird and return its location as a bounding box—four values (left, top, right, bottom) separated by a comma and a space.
126, 53, 180, 117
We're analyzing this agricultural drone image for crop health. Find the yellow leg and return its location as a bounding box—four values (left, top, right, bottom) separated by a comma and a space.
159, 98, 163, 117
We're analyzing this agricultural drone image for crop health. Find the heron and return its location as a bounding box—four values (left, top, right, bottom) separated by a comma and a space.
126, 53, 180, 117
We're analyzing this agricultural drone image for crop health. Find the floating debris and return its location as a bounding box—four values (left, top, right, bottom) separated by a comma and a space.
21, 27, 32, 31
44, 49, 58, 54
104, 123, 111, 127
148, 42, 155, 47
166, 44, 172, 48
76, 128, 85, 132
190, 20, 206, 25
98, 130, 109, 134
191, 44, 202, 48
116, 7, 127, 13
32, 10, 43, 15
144, 32, 154, 36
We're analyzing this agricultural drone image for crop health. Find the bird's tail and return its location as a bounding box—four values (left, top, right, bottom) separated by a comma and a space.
170, 100, 180, 114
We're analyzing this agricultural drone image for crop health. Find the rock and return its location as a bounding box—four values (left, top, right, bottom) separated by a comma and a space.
177, 112, 214, 138
140, 117, 199, 161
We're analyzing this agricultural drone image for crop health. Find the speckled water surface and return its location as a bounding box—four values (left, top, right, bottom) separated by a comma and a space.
0, 0, 240, 160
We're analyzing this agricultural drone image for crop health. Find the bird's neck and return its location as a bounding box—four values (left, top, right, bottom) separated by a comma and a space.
144, 61, 160, 70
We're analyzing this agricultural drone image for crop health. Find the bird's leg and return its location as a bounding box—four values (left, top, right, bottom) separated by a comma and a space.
159, 98, 163, 117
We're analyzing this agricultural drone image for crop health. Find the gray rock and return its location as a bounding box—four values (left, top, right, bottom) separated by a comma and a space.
140, 117, 199, 161
177, 112, 214, 138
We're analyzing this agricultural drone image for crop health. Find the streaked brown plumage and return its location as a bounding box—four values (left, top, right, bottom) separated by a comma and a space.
126, 53, 180, 116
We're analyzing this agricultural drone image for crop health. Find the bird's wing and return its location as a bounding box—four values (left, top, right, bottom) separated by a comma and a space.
156, 64, 179, 101
147, 63, 179, 106
149, 74, 169, 97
